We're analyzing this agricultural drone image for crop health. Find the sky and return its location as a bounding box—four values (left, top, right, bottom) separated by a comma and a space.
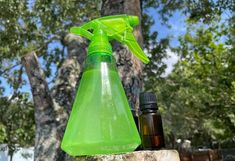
147, 8, 186, 75
147, 8, 186, 46
0, 145, 33, 161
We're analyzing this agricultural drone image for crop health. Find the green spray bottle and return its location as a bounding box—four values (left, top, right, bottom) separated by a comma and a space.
61, 15, 150, 156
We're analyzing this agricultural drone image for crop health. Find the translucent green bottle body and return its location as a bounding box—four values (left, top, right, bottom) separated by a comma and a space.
61, 53, 141, 156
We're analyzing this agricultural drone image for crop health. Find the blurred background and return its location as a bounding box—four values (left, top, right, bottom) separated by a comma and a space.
0, 0, 234, 161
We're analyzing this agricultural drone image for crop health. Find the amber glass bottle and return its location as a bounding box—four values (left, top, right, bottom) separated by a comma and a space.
139, 92, 165, 150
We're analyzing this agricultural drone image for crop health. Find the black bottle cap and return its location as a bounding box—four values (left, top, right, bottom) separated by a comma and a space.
139, 92, 158, 111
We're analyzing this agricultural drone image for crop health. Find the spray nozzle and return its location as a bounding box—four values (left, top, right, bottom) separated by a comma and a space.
70, 15, 150, 64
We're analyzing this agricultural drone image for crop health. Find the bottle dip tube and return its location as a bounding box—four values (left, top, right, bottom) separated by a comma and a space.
139, 92, 165, 150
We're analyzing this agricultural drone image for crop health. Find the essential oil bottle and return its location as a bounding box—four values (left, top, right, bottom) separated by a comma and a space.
139, 92, 165, 150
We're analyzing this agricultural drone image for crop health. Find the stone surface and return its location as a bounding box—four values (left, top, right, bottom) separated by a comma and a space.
75, 150, 180, 161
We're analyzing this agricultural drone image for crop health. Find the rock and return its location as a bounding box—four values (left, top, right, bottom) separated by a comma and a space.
74, 150, 180, 161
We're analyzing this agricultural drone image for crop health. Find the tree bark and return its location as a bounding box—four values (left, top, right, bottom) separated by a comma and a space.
9, 152, 13, 161
51, 34, 87, 134
101, 0, 144, 111
22, 36, 87, 160
51, 34, 87, 161
22, 52, 65, 161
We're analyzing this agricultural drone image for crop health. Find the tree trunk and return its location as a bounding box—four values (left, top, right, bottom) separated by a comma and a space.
51, 34, 87, 137
101, 0, 144, 111
9, 151, 13, 161
51, 34, 87, 161
22, 52, 65, 161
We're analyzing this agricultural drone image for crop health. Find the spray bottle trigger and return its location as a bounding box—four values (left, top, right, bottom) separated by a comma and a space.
124, 31, 150, 64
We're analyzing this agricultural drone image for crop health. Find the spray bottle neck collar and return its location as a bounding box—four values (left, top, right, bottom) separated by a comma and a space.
88, 29, 112, 55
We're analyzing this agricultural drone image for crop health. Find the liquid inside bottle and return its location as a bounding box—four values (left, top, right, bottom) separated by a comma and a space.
61, 53, 141, 156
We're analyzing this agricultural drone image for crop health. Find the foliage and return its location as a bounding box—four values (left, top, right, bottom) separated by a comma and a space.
156, 24, 235, 147
141, 0, 172, 89
0, 0, 99, 86
142, 0, 234, 148
0, 93, 34, 158
142, 0, 234, 83
143, 0, 233, 23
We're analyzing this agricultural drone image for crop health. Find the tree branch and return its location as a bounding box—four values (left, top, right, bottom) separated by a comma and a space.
0, 63, 20, 76
34, 35, 62, 57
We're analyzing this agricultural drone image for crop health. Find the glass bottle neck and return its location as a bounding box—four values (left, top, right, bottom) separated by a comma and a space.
141, 109, 158, 114
140, 103, 158, 113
